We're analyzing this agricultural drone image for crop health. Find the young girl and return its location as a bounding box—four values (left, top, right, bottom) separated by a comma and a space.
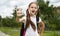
16, 2, 44, 36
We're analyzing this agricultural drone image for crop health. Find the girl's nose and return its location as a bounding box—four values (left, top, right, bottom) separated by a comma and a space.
32, 8, 35, 10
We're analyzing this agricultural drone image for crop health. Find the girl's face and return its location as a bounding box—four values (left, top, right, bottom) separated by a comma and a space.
28, 3, 38, 16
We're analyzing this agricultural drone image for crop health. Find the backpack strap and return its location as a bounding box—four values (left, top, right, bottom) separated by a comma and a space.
20, 23, 24, 36
36, 16, 39, 30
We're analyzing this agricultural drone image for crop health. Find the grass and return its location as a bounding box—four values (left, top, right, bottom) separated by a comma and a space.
43, 31, 60, 36
0, 27, 20, 36
0, 27, 60, 36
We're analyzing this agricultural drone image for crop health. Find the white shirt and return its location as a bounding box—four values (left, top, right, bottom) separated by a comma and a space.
23, 15, 42, 36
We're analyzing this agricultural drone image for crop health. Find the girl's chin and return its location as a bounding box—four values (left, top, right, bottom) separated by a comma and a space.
31, 13, 35, 15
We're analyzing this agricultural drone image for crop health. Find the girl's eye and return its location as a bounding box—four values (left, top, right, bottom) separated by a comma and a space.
35, 7, 37, 9
31, 7, 37, 9
31, 7, 33, 8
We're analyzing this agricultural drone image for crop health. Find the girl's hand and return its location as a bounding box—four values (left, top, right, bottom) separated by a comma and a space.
16, 8, 25, 22
16, 8, 23, 17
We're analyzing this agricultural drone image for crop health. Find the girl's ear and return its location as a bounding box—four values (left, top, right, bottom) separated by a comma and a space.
35, 9, 38, 15
36, 8, 40, 16
38, 6, 39, 9
27, 8, 30, 14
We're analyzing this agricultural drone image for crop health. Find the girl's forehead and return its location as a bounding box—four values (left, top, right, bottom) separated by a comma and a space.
29, 4, 38, 8
30, 3, 37, 6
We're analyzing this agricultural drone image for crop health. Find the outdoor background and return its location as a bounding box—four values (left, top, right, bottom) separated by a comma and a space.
0, 0, 60, 36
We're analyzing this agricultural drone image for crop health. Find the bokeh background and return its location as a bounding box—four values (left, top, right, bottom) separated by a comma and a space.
0, 0, 60, 36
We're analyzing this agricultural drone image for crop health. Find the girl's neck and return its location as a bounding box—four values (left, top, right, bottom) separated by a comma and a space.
30, 14, 35, 17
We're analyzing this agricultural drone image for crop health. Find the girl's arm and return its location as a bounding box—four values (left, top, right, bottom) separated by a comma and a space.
38, 21, 44, 36
40, 21, 44, 32
16, 16, 25, 22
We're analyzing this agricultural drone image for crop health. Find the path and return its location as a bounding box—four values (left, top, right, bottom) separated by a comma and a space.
0, 31, 10, 36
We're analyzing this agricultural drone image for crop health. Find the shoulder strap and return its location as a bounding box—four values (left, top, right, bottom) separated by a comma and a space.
20, 23, 24, 36
36, 16, 39, 30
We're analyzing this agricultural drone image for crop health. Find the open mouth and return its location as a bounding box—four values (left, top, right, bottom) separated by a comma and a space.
32, 11, 35, 13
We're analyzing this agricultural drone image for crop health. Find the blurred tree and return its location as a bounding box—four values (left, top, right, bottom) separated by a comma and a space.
12, 6, 17, 19
37, 0, 60, 30
0, 16, 2, 27
0, 6, 22, 27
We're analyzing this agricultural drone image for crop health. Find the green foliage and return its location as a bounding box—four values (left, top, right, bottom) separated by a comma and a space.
1, 17, 21, 27
12, 6, 17, 18
37, 0, 60, 30
0, 16, 3, 27
0, 27, 60, 36
0, 6, 22, 28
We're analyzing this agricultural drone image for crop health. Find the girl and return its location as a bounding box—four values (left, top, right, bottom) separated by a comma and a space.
16, 2, 44, 36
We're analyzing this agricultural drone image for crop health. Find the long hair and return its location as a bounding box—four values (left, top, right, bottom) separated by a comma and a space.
36, 9, 40, 30
25, 2, 40, 31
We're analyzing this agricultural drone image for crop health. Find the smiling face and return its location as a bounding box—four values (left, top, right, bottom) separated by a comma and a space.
28, 3, 38, 16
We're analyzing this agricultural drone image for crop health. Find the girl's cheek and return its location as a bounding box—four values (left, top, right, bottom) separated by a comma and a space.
36, 9, 38, 11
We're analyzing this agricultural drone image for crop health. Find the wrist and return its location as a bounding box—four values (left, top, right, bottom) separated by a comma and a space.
16, 16, 19, 22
